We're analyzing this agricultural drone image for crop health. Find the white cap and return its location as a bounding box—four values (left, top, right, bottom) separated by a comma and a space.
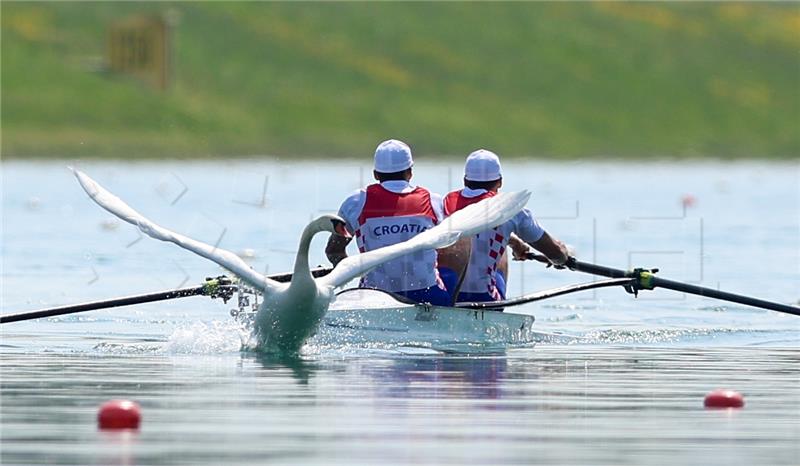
374, 139, 414, 173
464, 149, 502, 182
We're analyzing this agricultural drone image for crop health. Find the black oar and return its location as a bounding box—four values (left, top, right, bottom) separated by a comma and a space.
526, 253, 800, 316
1, 267, 332, 324
457, 277, 635, 310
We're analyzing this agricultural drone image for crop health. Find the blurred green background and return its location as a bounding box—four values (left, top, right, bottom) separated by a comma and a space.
2, 1, 798, 159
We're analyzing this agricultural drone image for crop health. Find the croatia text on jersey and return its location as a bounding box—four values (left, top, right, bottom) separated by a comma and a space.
372, 223, 429, 237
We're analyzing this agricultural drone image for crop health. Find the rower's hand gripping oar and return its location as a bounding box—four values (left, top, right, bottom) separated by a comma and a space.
0, 267, 332, 324
523, 252, 800, 317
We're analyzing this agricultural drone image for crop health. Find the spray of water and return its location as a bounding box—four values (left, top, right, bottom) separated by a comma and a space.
164, 320, 253, 354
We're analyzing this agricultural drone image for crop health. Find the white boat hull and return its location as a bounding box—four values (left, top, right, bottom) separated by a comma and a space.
322, 289, 542, 350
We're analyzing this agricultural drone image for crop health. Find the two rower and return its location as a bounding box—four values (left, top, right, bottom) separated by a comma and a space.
325, 140, 569, 305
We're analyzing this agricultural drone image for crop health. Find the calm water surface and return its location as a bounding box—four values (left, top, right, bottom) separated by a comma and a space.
2, 160, 799, 465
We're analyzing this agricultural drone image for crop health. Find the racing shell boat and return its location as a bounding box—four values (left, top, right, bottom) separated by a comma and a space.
324, 288, 538, 348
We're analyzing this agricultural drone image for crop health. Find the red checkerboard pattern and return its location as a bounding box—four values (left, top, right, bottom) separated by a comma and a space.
485, 228, 506, 299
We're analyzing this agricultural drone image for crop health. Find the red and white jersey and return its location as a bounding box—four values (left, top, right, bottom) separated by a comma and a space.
444, 188, 545, 298
338, 181, 444, 292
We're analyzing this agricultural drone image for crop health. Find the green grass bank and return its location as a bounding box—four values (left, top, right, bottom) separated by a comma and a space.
2, 1, 799, 159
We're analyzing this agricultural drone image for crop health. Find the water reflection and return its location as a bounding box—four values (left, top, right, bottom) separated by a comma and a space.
96, 430, 139, 466
246, 351, 320, 385
246, 350, 512, 399
369, 356, 509, 400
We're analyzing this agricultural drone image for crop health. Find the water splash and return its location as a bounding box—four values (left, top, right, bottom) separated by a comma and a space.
164, 320, 252, 354
577, 327, 794, 345
93, 342, 162, 354
543, 313, 583, 322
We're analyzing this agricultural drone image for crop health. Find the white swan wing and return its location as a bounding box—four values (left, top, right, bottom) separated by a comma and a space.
319, 190, 531, 289
72, 168, 281, 293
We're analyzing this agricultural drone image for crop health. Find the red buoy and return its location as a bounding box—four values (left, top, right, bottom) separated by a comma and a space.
704, 389, 744, 409
681, 194, 697, 209
98, 400, 141, 429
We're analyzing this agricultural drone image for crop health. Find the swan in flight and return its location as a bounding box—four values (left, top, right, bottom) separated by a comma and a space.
72, 169, 530, 353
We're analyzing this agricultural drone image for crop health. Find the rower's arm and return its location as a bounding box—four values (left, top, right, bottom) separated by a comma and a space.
325, 234, 352, 267
508, 234, 531, 261
510, 232, 569, 265
530, 232, 569, 265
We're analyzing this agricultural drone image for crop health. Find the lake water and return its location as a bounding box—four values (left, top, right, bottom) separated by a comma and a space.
1, 159, 799, 465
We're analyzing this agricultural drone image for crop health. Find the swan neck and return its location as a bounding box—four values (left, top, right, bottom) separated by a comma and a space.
292, 222, 317, 284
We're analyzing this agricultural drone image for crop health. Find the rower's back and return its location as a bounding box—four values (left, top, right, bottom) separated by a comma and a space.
325, 139, 451, 306
442, 149, 568, 303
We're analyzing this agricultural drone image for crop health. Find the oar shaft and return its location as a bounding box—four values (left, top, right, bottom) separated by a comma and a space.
568, 260, 629, 279
649, 276, 800, 316
1, 267, 334, 324
457, 278, 635, 310
567, 258, 800, 316
0, 287, 205, 324
269, 266, 331, 283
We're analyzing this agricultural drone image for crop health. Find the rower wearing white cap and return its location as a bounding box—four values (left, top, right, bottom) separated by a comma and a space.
441, 149, 569, 303
325, 139, 451, 305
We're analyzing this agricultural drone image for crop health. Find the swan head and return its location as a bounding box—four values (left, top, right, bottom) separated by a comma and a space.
309, 214, 351, 238
293, 214, 350, 284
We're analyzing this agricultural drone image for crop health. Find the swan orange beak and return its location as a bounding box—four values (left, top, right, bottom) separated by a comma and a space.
332, 219, 351, 238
